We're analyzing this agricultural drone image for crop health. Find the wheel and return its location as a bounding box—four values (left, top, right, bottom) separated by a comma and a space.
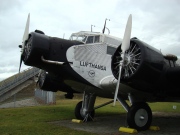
127, 102, 152, 131
74, 101, 95, 121
75, 101, 84, 120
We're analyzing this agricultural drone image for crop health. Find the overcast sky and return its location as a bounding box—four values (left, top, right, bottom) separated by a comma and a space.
0, 0, 180, 81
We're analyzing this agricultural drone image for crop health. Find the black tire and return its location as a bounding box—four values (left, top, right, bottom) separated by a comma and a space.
127, 102, 152, 131
75, 101, 84, 120
74, 101, 95, 121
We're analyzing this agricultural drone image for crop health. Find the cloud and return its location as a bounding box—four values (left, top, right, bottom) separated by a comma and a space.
0, 0, 22, 13
0, 0, 180, 81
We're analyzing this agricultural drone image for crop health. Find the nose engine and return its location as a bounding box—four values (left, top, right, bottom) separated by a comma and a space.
22, 31, 50, 67
20, 30, 83, 69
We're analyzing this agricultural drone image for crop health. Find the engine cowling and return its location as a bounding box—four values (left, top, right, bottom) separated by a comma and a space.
38, 70, 59, 92
111, 38, 165, 92
22, 31, 83, 69
38, 70, 78, 98
22, 32, 50, 67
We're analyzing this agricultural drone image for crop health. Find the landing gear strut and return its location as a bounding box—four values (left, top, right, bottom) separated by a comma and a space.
75, 92, 96, 122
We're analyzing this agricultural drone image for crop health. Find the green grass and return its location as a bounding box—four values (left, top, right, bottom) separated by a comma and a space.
0, 101, 95, 135
0, 97, 180, 135
149, 102, 180, 112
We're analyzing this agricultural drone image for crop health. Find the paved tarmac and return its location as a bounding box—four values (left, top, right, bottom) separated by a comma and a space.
50, 112, 180, 135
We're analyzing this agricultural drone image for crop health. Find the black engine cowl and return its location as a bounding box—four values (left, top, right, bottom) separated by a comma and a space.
38, 70, 59, 92
22, 32, 50, 67
38, 70, 78, 96
22, 31, 83, 70
111, 38, 165, 92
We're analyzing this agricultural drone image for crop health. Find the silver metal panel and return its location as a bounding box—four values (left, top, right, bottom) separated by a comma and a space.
67, 44, 112, 89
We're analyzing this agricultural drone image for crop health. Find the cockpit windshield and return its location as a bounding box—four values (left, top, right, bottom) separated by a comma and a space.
77, 35, 87, 42
70, 32, 100, 44
70, 35, 87, 43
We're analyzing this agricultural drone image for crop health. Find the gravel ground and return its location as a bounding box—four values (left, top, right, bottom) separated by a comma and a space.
50, 112, 180, 135
0, 97, 39, 108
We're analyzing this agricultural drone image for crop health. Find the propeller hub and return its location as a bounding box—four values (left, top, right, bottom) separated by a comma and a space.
124, 53, 131, 66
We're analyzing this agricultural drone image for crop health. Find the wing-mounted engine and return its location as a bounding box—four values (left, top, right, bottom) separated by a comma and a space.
111, 38, 165, 92
37, 70, 77, 99
38, 70, 60, 92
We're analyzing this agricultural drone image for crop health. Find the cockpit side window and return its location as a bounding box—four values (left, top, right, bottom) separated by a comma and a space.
94, 36, 100, 43
86, 36, 94, 44
86, 35, 100, 44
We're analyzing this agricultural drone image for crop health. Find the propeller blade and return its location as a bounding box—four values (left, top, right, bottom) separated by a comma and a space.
21, 13, 30, 55
19, 55, 23, 73
113, 14, 132, 106
23, 13, 30, 44
121, 14, 132, 53
19, 13, 30, 72
113, 64, 123, 106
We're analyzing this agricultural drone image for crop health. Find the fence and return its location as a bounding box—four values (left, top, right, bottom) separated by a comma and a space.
0, 67, 40, 97
0, 88, 56, 108
0, 89, 38, 108
35, 89, 56, 104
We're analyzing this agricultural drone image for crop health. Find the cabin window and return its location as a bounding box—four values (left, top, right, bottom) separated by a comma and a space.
107, 46, 116, 55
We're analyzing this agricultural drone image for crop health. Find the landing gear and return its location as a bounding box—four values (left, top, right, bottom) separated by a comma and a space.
74, 92, 152, 131
74, 92, 96, 121
127, 102, 152, 131
75, 101, 95, 121
117, 95, 152, 131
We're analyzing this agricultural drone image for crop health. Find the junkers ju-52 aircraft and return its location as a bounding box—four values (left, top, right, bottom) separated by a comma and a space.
19, 14, 180, 131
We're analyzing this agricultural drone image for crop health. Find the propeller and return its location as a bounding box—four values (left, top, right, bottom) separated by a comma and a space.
113, 14, 132, 106
19, 13, 30, 72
